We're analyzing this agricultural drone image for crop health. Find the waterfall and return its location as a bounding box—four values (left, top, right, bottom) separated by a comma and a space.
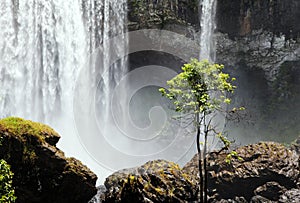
81, 0, 128, 124
0, 0, 128, 184
0, 0, 86, 123
199, 0, 217, 62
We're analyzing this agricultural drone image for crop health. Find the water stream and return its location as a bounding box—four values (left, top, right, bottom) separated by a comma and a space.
199, 0, 217, 62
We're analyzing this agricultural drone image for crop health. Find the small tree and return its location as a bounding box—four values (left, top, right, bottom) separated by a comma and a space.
160, 59, 242, 202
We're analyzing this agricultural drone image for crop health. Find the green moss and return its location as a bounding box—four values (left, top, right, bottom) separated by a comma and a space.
0, 117, 58, 143
22, 145, 37, 164
0, 117, 60, 164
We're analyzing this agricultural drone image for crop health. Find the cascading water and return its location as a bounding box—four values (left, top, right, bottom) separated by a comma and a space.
199, 0, 217, 62
198, 0, 225, 152
81, 0, 128, 125
0, 0, 218, 192
0, 0, 86, 123
0, 0, 128, 184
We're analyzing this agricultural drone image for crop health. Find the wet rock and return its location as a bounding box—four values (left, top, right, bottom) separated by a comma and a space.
0, 117, 97, 203
102, 160, 197, 203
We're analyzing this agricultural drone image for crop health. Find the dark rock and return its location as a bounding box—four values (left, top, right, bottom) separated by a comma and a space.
0, 117, 97, 203
216, 29, 300, 143
279, 188, 300, 202
183, 142, 299, 201
89, 185, 107, 203
128, 0, 199, 31
250, 195, 274, 203
291, 135, 300, 155
102, 160, 197, 203
127, 0, 300, 142
214, 1, 300, 143
216, 0, 300, 39
254, 181, 286, 201
210, 196, 248, 203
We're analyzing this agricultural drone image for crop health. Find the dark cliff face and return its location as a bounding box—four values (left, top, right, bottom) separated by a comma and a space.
214, 0, 300, 143
217, 0, 300, 39
126, 0, 300, 142
128, 0, 199, 31
128, 0, 300, 39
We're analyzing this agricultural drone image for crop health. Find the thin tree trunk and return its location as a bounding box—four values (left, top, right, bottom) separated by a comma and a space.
196, 112, 203, 203
204, 129, 208, 203
203, 113, 208, 203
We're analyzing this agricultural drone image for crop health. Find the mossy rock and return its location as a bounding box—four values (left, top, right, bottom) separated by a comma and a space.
0, 117, 97, 203
0, 117, 60, 145
103, 160, 197, 203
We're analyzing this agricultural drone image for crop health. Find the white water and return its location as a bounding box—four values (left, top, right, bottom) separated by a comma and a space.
82, 0, 128, 121
0, 0, 217, 190
0, 0, 128, 184
0, 0, 86, 122
199, 0, 217, 62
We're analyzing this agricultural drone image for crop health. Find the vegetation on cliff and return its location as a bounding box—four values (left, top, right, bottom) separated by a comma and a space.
0, 157, 16, 202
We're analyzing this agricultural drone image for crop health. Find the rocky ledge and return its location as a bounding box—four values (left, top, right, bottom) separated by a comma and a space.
95, 141, 300, 202
102, 160, 197, 203
0, 117, 97, 203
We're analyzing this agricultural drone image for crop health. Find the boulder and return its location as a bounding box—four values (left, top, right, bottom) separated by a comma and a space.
183, 142, 299, 201
96, 141, 300, 202
102, 160, 197, 203
0, 117, 97, 203
279, 188, 300, 202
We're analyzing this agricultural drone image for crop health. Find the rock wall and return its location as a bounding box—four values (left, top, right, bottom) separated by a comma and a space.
215, 0, 300, 84
128, 0, 199, 31
127, 0, 300, 142
216, 0, 300, 39
214, 0, 300, 142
